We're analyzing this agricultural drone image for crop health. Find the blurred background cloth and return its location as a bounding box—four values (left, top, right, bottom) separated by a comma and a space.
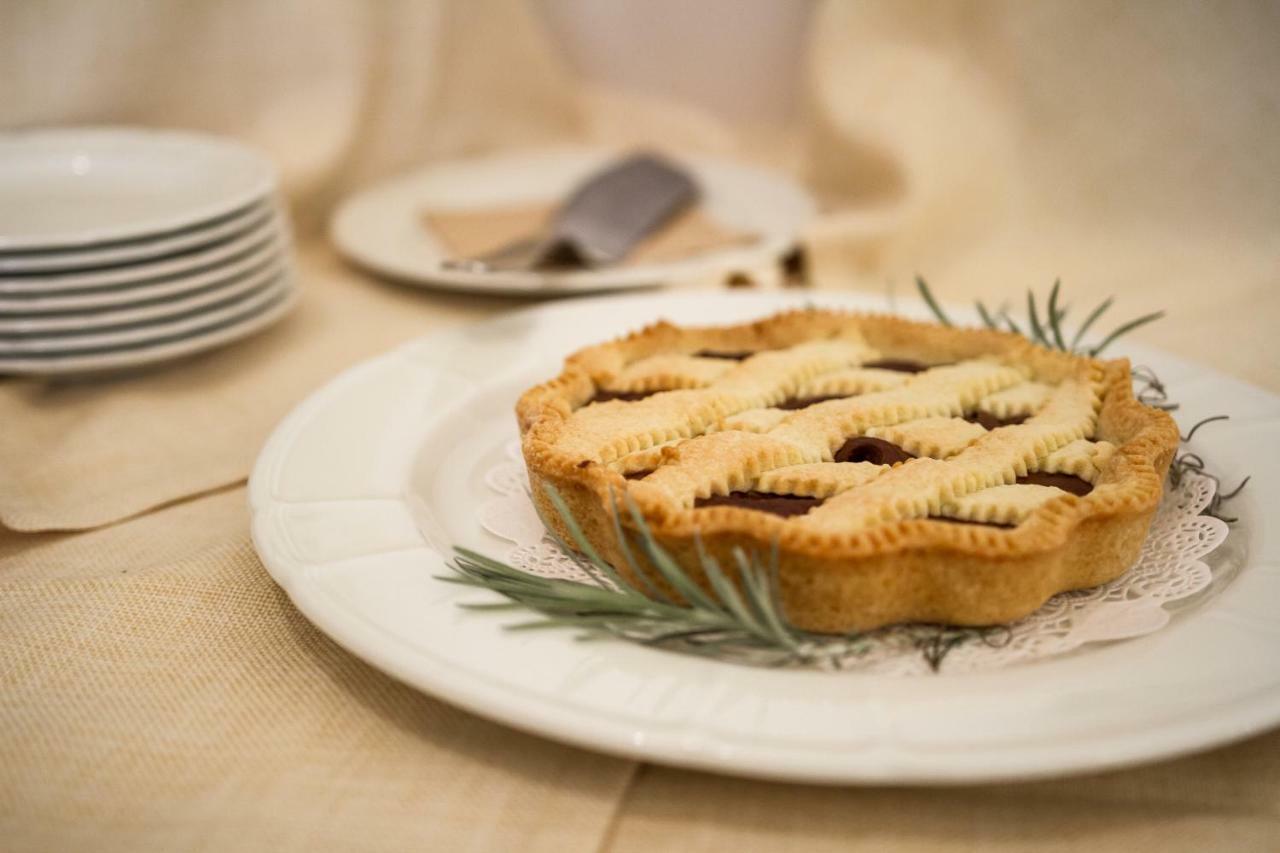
4, 0, 1278, 532
3, 3, 1280, 851
6, 1, 1278, 362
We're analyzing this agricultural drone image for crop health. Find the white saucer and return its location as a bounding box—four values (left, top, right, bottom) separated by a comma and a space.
0, 235, 286, 313
0, 212, 284, 294
0, 200, 275, 274
249, 291, 1279, 785
0, 127, 276, 251
0, 258, 287, 335
0, 272, 293, 355
330, 147, 816, 296
0, 276, 297, 375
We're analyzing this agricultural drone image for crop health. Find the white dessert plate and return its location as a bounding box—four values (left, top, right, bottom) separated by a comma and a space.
0, 258, 286, 335
0, 212, 283, 294
248, 292, 1279, 785
0, 235, 286, 314
0, 199, 276, 274
0, 127, 276, 251
330, 147, 816, 296
0, 276, 297, 375
0, 271, 292, 355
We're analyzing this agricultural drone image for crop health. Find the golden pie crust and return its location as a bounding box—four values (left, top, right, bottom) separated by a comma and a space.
517, 309, 1180, 632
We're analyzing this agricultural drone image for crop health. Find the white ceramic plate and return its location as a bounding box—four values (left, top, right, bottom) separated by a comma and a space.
0, 212, 283, 294
0, 235, 286, 314
0, 258, 287, 335
330, 147, 816, 296
249, 292, 1280, 785
0, 276, 297, 376
0, 127, 276, 251
0, 199, 275, 274
0, 271, 293, 355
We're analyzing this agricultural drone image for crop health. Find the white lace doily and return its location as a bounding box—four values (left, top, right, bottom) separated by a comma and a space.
477, 439, 1231, 675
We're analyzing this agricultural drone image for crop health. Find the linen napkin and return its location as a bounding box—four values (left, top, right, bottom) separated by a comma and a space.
0, 245, 492, 533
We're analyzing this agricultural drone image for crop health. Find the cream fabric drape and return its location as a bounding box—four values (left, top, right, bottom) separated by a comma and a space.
3, 2, 1278, 850
3, 0, 584, 230
804, 0, 1280, 392
6, 0, 1276, 376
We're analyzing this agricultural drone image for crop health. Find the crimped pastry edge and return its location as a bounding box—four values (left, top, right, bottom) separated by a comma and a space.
518, 309, 1180, 632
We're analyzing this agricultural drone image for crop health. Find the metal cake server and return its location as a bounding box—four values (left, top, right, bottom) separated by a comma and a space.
444, 152, 699, 273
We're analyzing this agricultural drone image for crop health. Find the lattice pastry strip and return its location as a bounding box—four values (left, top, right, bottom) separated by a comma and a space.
796, 457, 980, 530
769, 361, 1027, 458
568, 341, 872, 462
709, 408, 791, 434
908, 361, 1032, 408
795, 378, 1098, 531
604, 355, 735, 392
634, 430, 817, 507
562, 329, 1110, 536
563, 390, 740, 463
754, 462, 886, 498
794, 367, 909, 398
1024, 377, 1102, 437
972, 421, 1095, 479
625, 360, 1028, 511
865, 416, 988, 459
940, 484, 1068, 525
608, 440, 684, 476
977, 381, 1052, 419
711, 340, 878, 402
1036, 438, 1117, 483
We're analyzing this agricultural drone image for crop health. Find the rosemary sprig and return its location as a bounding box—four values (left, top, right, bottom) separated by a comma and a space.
445, 484, 987, 671
1089, 310, 1166, 357
914, 275, 953, 326
1180, 414, 1230, 443
1171, 415, 1251, 523
1046, 279, 1068, 351
975, 301, 998, 329
1131, 365, 1179, 411
1070, 297, 1113, 352
1026, 291, 1052, 347
915, 276, 1164, 356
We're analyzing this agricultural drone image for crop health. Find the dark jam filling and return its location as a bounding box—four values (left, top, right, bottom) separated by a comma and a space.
776, 394, 850, 411
775, 360, 933, 410
590, 350, 759, 403
685, 435, 1090, 523
862, 358, 931, 374
694, 491, 825, 517
963, 411, 1029, 431
926, 473, 1093, 529
930, 517, 1017, 530
694, 350, 756, 361
690, 437, 917, 517
1016, 471, 1093, 496
588, 389, 658, 404
603, 354, 1089, 515
600, 358, 938, 410
833, 436, 916, 465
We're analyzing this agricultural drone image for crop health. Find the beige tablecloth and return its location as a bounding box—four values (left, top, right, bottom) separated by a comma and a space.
4, 1, 1279, 850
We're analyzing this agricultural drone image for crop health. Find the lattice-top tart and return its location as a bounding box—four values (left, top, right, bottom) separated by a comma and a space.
517, 309, 1179, 632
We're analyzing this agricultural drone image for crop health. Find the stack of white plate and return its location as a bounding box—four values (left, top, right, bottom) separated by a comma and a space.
0, 128, 297, 375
